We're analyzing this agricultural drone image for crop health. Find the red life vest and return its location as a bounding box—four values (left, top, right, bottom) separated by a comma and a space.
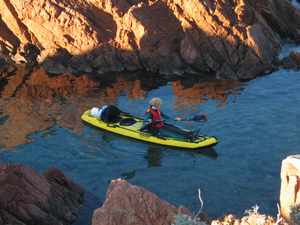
148, 107, 164, 129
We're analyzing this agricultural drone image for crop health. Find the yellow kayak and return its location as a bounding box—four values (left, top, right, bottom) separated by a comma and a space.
81, 110, 218, 150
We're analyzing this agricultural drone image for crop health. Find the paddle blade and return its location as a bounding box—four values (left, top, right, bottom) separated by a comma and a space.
191, 114, 208, 122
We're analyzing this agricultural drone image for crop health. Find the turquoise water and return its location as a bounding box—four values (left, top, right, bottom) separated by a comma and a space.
0, 68, 300, 224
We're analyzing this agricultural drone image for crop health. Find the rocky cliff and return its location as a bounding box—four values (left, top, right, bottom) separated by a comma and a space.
92, 179, 191, 225
1, 0, 300, 79
0, 164, 84, 225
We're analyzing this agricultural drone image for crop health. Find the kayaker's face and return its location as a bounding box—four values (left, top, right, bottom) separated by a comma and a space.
151, 103, 160, 109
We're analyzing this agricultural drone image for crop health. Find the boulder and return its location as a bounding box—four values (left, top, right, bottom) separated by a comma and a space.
43, 60, 67, 75
42, 48, 71, 74
69, 55, 93, 74
0, 165, 84, 225
0, 56, 16, 77
92, 179, 190, 225
3, 0, 300, 78
280, 155, 300, 224
280, 51, 300, 69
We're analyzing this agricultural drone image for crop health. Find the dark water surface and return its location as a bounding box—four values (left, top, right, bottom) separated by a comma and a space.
0, 66, 300, 224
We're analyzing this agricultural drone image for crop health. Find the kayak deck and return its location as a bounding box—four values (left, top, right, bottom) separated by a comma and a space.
81, 110, 218, 150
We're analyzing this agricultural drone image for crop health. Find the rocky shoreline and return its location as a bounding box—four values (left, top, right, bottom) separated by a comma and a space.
1, 0, 300, 80
1, 155, 300, 225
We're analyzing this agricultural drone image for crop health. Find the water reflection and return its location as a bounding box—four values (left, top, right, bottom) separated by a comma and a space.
193, 147, 219, 159
144, 146, 219, 168
172, 80, 242, 109
0, 67, 243, 148
145, 146, 162, 168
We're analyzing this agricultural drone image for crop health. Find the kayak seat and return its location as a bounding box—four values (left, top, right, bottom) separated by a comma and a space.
119, 118, 137, 126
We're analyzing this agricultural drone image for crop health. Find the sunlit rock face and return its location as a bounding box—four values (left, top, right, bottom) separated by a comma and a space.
280, 155, 300, 224
2, 0, 300, 79
0, 164, 84, 225
92, 179, 191, 225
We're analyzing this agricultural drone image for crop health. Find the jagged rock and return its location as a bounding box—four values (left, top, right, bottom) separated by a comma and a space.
92, 179, 191, 225
257, 0, 300, 42
280, 155, 300, 224
280, 51, 300, 69
1, 0, 298, 79
68, 55, 93, 74
12, 51, 27, 64
0, 56, 7, 68
21, 43, 41, 66
0, 55, 16, 76
0, 164, 84, 225
43, 60, 67, 75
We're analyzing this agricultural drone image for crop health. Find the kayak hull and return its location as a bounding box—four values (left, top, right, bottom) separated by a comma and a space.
81, 110, 218, 150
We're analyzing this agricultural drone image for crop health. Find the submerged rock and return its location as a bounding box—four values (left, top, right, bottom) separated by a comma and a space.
0, 165, 84, 225
92, 179, 191, 225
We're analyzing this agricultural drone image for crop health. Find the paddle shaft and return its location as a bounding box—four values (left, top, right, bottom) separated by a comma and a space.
120, 110, 207, 122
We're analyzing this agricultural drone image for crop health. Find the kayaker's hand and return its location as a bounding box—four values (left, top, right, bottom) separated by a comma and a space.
175, 117, 182, 121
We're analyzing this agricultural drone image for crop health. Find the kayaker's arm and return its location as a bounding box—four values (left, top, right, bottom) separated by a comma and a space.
161, 112, 183, 121
161, 112, 170, 120
144, 110, 152, 122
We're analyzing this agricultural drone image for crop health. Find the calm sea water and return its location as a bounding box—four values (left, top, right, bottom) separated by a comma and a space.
0, 67, 299, 224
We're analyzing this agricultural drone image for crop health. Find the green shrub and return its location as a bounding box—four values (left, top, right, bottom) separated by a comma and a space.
172, 214, 208, 225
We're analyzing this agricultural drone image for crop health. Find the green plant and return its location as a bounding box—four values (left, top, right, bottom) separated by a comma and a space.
172, 214, 208, 225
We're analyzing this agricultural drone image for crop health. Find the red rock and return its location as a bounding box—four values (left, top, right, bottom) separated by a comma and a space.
92, 179, 191, 225
1, 0, 298, 79
0, 164, 84, 225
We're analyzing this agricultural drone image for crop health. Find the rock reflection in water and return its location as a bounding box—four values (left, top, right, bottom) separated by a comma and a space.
172, 80, 242, 109
0, 68, 163, 148
0, 67, 242, 149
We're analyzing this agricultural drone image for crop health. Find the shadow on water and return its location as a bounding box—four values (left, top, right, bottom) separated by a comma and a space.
145, 146, 162, 168
145, 145, 218, 168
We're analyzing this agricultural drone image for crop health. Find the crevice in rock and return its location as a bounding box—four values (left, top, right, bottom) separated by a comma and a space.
2, 0, 33, 42
11, 68, 33, 97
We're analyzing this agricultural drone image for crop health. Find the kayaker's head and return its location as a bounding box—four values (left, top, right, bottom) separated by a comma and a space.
149, 97, 162, 109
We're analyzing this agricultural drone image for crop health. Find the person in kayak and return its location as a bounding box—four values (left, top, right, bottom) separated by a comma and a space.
140, 97, 171, 134
140, 97, 200, 140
